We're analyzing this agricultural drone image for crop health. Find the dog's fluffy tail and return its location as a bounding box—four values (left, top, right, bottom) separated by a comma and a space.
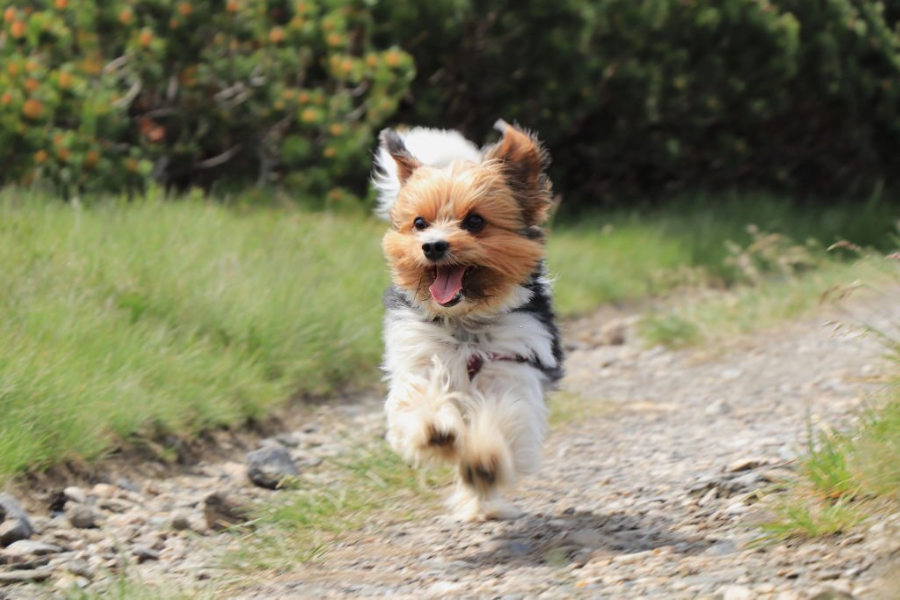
372, 127, 481, 220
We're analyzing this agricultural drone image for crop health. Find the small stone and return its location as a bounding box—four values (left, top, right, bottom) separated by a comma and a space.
807, 584, 853, 600
246, 445, 299, 489
274, 433, 301, 447
705, 400, 730, 416
720, 584, 753, 600
0, 493, 33, 546
132, 545, 160, 562
116, 477, 140, 493
0, 519, 33, 547
63, 486, 87, 505
4, 540, 63, 556
96, 498, 133, 513
67, 559, 95, 579
727, 457, 767, 472
611, 550, 653, 565
90, 483, 117, 499
203, 492, 252, 531
0, 569, 53, 583
597, 319, 628, 345
171, 512, 192, 531
67, 505, 100, 529
55, 574, 89, 592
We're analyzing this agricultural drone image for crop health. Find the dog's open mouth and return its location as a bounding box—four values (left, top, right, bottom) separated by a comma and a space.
430, 265, 467, 307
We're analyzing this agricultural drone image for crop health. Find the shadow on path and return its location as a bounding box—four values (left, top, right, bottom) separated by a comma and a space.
461, 509, 709, 568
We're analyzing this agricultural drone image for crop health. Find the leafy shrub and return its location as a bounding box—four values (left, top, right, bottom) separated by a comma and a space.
383, 0, 900, 204
0, 0, 413, 198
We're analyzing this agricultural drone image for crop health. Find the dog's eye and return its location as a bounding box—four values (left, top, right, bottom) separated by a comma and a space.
413, 217, 428, 231
462, 213, 486, 233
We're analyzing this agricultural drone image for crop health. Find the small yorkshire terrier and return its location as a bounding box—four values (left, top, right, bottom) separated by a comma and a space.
372, 120, 563, 521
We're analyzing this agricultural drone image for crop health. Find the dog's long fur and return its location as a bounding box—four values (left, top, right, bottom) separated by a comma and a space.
373, 122, 562, 521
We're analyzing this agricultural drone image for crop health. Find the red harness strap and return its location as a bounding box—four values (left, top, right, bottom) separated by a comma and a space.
466, 353, 528, 380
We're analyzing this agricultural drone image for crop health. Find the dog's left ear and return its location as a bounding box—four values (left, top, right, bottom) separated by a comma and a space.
484, 119, 553, 226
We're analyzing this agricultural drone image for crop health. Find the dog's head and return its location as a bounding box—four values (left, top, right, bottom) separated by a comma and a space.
379, 121, 553, 318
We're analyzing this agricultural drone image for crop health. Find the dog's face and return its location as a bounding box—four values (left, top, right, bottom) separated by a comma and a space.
381, 122, 553, 317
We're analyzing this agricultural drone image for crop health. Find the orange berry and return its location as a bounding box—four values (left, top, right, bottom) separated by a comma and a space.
273, 100, 284, 111
24, 78, 39, 92
3, 8, 14, 23
282, 89, 296, 101
55, 0, 68, 9
118, 9, 133, 25
139, 30, 153, 47
25, 61, 40, 73
226, 0, 239, 13
8, 63, 18, 76
126, 158, 139, 172
169, 18, 179, 29
178, 3, 192, 16
84, 150, 100, 168
0, 92, 12, 105
329, 123, 344, 136
323, 147, 336, 158
10, 20, 26, 38
58, 72, 73, 89
57, 147, 70, 162
326, 32, 342, 47
269, 27, 285, 44
297, 91, 310, 103
385, 51, 401, 68
34, 149, 48, 164
22, 98, 43, 120
365, 54, 378, 69
300, 108, 316, 123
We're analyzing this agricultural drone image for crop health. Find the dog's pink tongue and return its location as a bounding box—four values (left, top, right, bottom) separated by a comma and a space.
430, 266, 465, 305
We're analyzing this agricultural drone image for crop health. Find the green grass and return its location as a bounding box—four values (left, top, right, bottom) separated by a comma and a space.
225, 440, 446, 577
639, 258, 896, 348
549, 191, 900, 314
0, 187, 898, 479
763, 268, 900, 540
0, 188, 386, 479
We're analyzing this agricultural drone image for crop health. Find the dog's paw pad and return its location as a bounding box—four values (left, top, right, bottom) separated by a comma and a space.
427, 426, 456, 449
461, 454, 500, 488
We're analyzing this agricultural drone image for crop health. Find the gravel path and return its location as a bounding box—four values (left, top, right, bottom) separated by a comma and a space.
2, 289, 899, 599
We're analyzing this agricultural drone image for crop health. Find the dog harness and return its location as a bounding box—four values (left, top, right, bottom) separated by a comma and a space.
466, 353, 529, 380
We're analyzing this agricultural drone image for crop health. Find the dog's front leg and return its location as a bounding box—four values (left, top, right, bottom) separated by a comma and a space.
384, 357, 467, 467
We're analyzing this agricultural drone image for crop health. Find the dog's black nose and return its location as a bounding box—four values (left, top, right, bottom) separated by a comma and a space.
422, 240, 449, 261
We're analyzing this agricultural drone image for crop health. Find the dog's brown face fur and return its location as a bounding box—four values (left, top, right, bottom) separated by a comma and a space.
381, 123, 553, 317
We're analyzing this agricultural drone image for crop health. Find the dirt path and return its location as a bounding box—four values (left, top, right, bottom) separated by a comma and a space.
2, 290, 899, 599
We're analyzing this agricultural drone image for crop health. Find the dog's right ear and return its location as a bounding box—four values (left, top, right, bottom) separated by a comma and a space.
379, 129, 421, 184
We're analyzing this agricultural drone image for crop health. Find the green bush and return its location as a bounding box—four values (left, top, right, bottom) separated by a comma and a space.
0, 0, 413, 199
383, 0, 900, 204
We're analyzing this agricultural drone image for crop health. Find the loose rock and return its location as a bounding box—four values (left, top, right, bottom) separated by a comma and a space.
67, 505, 100, 529
0, 569, 53, 583
63, 486, 87, 505
203, 492, 252, 531
0, 493, 33, 546
132, 545, 160, 562
4, 540, 64, 556
246, 445, 299, 489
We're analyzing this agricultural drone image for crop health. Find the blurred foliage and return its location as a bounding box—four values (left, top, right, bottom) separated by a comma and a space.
0, 0, 413, 199
4, 1, 900, 201
378, 0, 900, 203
